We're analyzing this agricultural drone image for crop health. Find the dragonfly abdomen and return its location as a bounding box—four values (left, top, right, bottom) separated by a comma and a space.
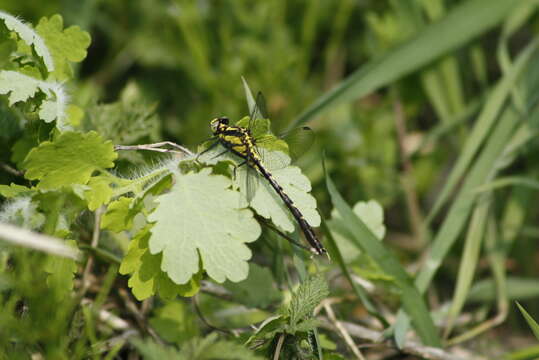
253, 159, 326, 256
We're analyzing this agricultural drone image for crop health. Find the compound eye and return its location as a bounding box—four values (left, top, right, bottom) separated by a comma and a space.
219, 117, 229, 125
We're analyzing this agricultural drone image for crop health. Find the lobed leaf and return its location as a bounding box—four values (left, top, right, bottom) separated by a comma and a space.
0, 10, 54, 71
240, 163, 320, 233
83, 175, 114, 211
23, 131, 117, 190
148, 169, 260, 285
119, 225, 201, 300
0, 70, 71, 129
35, 14, 91, 80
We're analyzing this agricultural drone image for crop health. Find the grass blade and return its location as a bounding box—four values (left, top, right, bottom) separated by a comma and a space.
516, 302, 539, 341
444, 196, 490, 337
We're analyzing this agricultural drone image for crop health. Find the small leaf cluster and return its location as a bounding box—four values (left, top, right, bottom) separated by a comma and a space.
0, 11, 90, 130
246, 274, 330, 358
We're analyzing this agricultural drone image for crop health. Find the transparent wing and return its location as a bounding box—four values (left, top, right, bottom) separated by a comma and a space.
245, 164, 259, 204
255, 126, 315, 170
249, 92, 268, 123
248, 92, 270, 138
279, 126, 315, 162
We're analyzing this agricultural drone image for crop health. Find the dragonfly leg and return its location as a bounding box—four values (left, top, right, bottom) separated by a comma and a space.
196, 139, 219, 162
232, 160, 247, 180
210, 149, 229, 161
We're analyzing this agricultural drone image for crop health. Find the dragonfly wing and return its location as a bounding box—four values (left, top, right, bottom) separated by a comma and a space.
250, 91, 268, 121
254, 126, 315, 170
245, 164, 259, 204
257, 146, 291, 171
279, 126, 315, 161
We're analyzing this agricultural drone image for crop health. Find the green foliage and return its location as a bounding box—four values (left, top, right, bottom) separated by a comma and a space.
0, 12, 89, 131
23, 131, 117, 189
1, 1, 539, 358
245, 274, 329, 357
224, 263, 282, 308
148, 169, 260, 285
34, 14, 90, 80
0, 10, 54, 71
119, 225, 202, 300
149, 300, 200, 344
132, 333, 264, 360
288, 274, 328, 331
329, 199, 386, 263
516, 302, 539, 341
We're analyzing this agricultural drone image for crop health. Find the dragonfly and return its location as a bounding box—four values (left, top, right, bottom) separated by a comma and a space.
200, 92, 327, 256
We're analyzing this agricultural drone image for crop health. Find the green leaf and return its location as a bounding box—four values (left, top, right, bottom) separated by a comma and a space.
0, 10, 54, 71
149, 301, 200, 344
23, 131, 117, 190
321, 219, 382, 322
444, 197, 489, 336
292, 0, 521, 127
0, 71, 70, 129
238, 164, 320, 233
119, 225, 201, 300
0, 184, 35, 198
244, 315, 286, 347
288, 318, 320, 334
0, 71, 40, 105
84, 175, 113, 211
330, 200, 386, 262
101, 197, 136, 232
35, 14, 91, 80
289, 274, 329, 329
224, 263, 282, 308
426, 38, 538, 221
352, 201, 386, 239
516, 302, 539, 341
148, 169, 260, 284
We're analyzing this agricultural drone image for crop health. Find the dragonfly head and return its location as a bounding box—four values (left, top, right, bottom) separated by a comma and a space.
210, 117, 229, 134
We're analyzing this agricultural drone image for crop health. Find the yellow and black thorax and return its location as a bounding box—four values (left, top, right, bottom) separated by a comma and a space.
210, 117, 261, 162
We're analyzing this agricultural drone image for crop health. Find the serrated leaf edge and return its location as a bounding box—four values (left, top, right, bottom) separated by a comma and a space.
0, 70, 69, 130
0, 11, 54, 71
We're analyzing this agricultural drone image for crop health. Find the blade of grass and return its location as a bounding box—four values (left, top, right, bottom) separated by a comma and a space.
516, 302, 539, 340
291, 0, 520, 128
426, 39, 539, 222
325, 170, 440, 347
443, 196, 490, 338
506, 344, 539, 360
468, 277, 539, 303
473, 177, 539, 193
